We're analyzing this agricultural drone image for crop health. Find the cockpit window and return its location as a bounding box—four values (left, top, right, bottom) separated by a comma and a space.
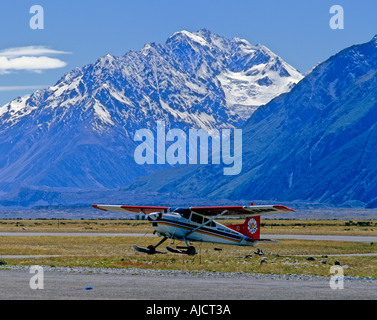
204, 217, 216, 228
173, 208, 191, 219
191, 213, 203, 224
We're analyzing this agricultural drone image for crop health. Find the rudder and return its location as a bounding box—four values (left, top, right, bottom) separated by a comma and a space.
226, 216, 260, 239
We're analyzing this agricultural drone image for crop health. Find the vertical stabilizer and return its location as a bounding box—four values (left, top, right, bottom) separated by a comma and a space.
226, 216, 260, 239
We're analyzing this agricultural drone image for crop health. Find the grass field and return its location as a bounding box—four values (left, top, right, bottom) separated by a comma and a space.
1, 219, 377, 278
1, 219, 377, 236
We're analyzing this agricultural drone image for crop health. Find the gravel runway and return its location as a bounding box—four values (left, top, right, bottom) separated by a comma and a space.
1, 266, 376, 300
1, 233, 377, 300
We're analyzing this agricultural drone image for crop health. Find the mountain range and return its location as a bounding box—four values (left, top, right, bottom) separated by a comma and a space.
128, 35, 377, 208
0, 29, 302, 196
1, 30, 376, 210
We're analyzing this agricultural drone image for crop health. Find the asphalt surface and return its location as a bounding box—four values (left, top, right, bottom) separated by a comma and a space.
1, 267, 377, 300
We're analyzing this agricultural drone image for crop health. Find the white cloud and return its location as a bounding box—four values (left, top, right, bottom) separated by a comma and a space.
0, 46, 71, 58
0, 45, 71, 73
0, 56, 67, 72
0, 85, 48, 92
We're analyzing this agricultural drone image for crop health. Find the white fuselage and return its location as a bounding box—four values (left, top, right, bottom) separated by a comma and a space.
149, 212, 254, 246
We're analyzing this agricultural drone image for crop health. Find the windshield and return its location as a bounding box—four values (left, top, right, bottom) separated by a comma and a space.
172, 208, 191, 219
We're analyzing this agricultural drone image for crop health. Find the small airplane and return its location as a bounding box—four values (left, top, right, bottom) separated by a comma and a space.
92, 202, 295, 255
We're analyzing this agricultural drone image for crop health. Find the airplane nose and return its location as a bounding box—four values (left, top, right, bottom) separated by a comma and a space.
147, 212, 161, 221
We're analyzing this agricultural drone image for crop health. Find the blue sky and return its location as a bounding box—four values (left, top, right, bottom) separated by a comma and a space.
0, 0, 376, 106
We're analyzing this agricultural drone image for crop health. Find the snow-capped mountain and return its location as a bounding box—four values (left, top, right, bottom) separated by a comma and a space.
0, 29, 302, 193
128, 35, 377, 208
163, 29, 302, 119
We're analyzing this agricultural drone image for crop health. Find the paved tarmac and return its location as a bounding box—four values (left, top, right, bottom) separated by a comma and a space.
1, 267, 377, 300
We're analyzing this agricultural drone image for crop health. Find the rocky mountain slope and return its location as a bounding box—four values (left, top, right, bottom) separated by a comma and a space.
0, 29, 302, 193
128, 35, 377, 208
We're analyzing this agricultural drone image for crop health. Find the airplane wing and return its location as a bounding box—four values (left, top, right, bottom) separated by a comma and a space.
92, 204, 295, 217
189, 205, 295, 217
92, 205, 170, 214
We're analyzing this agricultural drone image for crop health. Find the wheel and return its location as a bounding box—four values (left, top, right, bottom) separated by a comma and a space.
187, 246, 196, 256
147, 245, 156, 254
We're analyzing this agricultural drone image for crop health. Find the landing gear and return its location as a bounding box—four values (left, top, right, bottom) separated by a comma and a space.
133, 236, 197, 256
133, 237, 168, 255
147, 245, 156, 254
166, 237, 196, 256
166, 245, 196, 256
187, 246, 196, 256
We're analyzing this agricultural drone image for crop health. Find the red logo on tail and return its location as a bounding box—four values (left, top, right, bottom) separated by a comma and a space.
226, 216, 260, 239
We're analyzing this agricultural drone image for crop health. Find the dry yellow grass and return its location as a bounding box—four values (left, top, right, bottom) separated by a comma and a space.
1, 219, 377, 236
1, 234, 377, 278
0, 219, 150, 233
1, 219, 377, 278
260, 219, 377, 236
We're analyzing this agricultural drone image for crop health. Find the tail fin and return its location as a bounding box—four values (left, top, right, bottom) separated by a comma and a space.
226, 216, 260, 239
